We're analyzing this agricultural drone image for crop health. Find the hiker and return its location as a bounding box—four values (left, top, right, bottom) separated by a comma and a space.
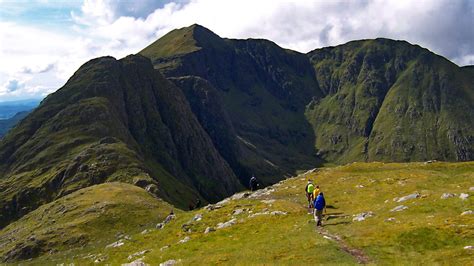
313, 192, 326, 227
312, 185, 320, 201
249, 176, 259, 191
305, 180, 315, 211
195, 198, 201, 208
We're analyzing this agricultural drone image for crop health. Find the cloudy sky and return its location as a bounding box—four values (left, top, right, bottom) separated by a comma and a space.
0, 0, 472, 101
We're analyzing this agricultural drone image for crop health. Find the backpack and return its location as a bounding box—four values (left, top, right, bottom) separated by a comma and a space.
307, 183, 314, 194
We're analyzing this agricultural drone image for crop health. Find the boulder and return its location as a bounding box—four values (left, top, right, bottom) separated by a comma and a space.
440, 193, 456, 199
217, 218, 237, 229
204, 227, 215, 234
204, 204, 223, 211
390, 205, 408, 212
270, 211, 287, 216
459, 193, 469, 200
353, 212, 374, 222
127, 250, 150, 261
397, 192, 420, 202
192, 213, 202, 222
461, 210, 473, 216
106, 239, 124, 248
178, 236, 190, 244
232, 209, 244, 216
160, 259, 180, 266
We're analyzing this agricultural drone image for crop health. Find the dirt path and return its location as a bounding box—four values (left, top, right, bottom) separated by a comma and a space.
316, 227, 371, 264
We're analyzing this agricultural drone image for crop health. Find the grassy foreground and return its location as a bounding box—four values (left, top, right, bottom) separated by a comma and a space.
1, 162, 473, 265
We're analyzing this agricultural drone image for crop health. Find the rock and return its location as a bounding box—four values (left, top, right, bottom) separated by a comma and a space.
248, 188, 275, 199
156, 223, 164, 229
159, 245, 170, 251
217, 218, 237, 229
459, 193, 469, 200
106, 240, 124, 248
141, 229, 151, 235
157, 213, 176, 229
122, 259, 147, 266
204, 204, 223, 211
248, 212, 270, 218
127, 250, 150, 261
99, 137, 119, 144
353, 212, 374, 222
385, 217, 396, 222
464, 246, 474, 250
441, 193, 456, 199
192, 213, 203, 222
261, 200, 275, 204
232, 209, 244, 216
390, 205, 408, 212
461, 210, 473, 216
163, 213, 176, 224
231, 192, 251, 200
204, 227, 215, 234
145, 184, 159, 195
160, 259, 180, 266
270, 211, 287, 216
397, 192, 420, 202
178, 236, 190, 244
355, 185, 364, 188
470, 187, 474, 191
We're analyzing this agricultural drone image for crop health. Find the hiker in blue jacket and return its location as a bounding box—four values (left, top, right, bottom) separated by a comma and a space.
313, 192, 326, 226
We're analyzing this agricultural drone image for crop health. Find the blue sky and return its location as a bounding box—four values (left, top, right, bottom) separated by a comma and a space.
0, 0, 472, 101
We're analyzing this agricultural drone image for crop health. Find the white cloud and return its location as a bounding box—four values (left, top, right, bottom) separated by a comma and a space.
0, 0, 472, 101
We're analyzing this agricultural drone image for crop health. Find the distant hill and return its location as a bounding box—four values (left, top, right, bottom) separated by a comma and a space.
0, 99, 39, 119
0, 111, 31, 138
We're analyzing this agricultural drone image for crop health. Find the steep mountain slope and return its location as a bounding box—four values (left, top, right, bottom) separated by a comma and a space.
307, 39, 473, 162
141, 25, 473, 167
141, 24, 324, 183
0, 55, 242, 228
0, 111, 30, 138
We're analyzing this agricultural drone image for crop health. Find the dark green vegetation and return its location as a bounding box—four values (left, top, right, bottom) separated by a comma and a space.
0, 111, 30, 138
0, 24, 473, 263
0, 55, 243, 229
307, 40, 474, 163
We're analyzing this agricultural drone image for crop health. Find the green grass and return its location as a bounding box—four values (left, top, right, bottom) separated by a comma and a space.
3, 161, 472, 265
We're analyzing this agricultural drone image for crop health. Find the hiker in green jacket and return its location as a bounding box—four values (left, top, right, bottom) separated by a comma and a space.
305, 180, 315, 213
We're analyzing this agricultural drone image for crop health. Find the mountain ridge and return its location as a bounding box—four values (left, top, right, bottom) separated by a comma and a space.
0, 24, 472, 232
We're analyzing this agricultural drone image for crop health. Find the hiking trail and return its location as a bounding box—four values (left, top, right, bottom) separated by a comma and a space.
316, 226, 371, 264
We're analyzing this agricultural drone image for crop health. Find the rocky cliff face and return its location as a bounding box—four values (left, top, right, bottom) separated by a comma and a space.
142, 26, 473, 165
142, 24, 323, 184
307, 39, 473, 162
0, 55, 242, 228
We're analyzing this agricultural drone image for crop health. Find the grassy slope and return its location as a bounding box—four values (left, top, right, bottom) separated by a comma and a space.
0, 183, 176, 263
11, 162, 472, 265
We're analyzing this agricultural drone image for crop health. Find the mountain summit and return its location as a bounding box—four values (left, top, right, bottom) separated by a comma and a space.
0, 24, 472, 232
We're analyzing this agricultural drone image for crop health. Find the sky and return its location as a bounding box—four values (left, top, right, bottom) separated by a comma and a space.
0, 0, 472, 101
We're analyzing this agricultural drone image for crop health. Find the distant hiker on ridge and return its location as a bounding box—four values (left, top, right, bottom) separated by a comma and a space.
305, 180, 315, 213
314, 192, 326, 227
249, 176, 259, 191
